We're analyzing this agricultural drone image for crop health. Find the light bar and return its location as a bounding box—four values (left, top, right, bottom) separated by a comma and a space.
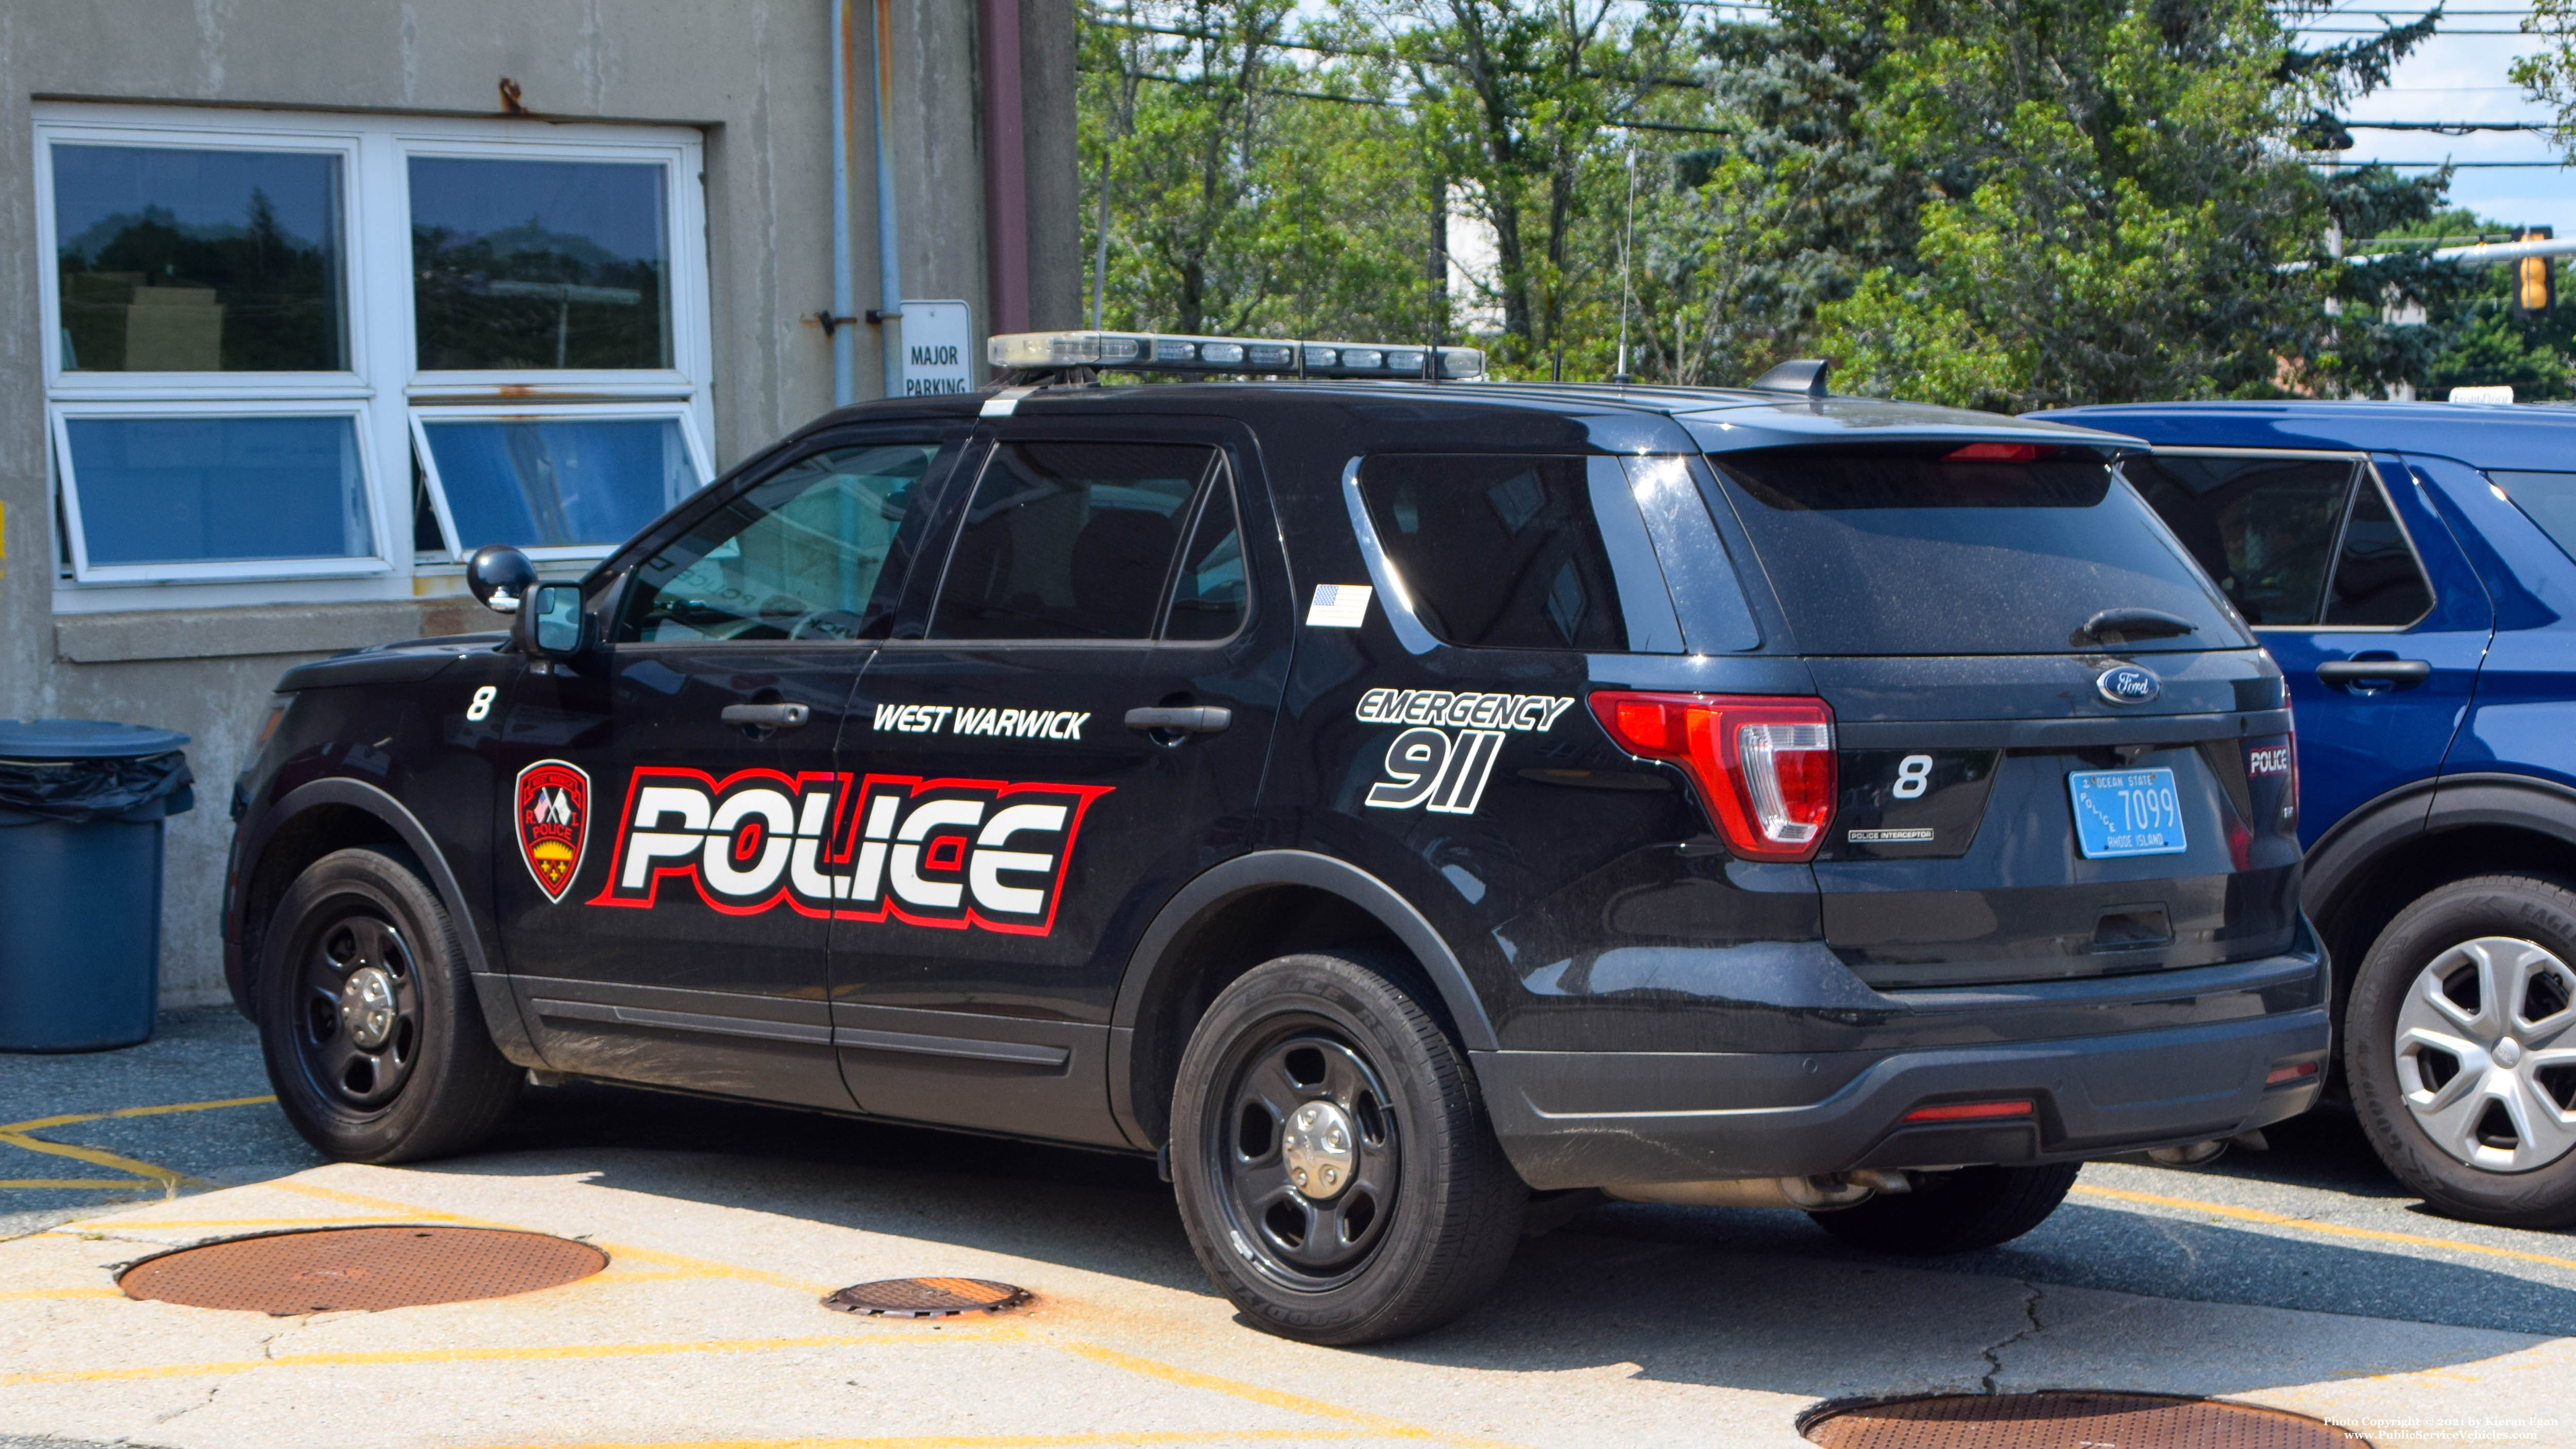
987, 330, 1484, 381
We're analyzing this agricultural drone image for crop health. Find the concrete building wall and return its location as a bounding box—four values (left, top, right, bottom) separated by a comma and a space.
0, 1, 1076, 1013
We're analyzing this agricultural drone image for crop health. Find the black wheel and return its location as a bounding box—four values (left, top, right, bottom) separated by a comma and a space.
1170, 951, 1524, 1345
257, 847, 519, 1163
2346, 875, 2576, 1229
1808, 1163, 2080, 1255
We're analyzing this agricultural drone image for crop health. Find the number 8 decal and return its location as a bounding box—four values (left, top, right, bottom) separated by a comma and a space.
467, 685, 497, 722
1892, 753, 1933, 799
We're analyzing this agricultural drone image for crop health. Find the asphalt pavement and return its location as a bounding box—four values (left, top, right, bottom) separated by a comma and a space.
3, 1009, 2572, 1448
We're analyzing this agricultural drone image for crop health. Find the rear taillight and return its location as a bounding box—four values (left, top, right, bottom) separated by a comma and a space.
1590, 691, 1836, 861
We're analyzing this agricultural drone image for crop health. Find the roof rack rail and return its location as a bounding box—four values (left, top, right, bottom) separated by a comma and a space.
987, 330, 1485, 382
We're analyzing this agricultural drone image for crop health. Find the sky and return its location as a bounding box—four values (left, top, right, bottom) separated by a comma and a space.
2321, 4, 2575, 238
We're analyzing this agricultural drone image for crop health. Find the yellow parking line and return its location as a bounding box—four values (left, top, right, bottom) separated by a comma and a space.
2073, 1183, 2576, 1273
0, 1095, 268, 1200
0, 1133, 194, 1190
0, 1180, 159, 1191
0, 1096, 274, 1136
1, 1332, 1017, 1387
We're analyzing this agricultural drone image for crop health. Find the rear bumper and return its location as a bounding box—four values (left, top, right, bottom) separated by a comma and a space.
1478, 955, 2330, 1190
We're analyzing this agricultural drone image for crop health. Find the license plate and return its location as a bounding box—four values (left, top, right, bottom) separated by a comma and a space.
2067, 768, 2187, 859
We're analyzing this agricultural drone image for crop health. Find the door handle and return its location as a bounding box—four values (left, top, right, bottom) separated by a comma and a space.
2316, 658, 2432, 690
1125, 705, 1232, 735
720, 703, 812, 728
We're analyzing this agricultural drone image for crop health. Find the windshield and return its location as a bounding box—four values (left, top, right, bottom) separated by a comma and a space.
1704, 444, 2245, 656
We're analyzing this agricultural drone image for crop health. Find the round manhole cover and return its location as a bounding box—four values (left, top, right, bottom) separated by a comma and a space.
1804, 1392, 2367, 1449
118, 1226, 607, 1315
822, 1276, 1031, 1318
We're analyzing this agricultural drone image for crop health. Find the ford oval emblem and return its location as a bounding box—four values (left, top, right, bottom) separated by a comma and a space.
2097, 665, 2161, 706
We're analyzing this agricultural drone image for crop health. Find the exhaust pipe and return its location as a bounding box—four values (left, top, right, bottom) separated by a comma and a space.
1601, 1171, 1913, 1212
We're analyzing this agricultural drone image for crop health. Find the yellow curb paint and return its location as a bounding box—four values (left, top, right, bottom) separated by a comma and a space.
2072, 1183, 2576, 1273
595, 1241, 835, 1294
267, 1179, 484, 1222
1055, 1339, 1515, 1447
0, 1332, 1021, 1387
0, 1288, 123, 1301
436, 1435, 1370, 1448
44, 1217, 416, 1231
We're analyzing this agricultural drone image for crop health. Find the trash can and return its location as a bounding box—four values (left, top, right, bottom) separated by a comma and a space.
0, 720, 195, 1052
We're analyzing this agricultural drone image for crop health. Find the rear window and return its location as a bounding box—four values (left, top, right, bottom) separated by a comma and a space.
1706, 444, 2242, 656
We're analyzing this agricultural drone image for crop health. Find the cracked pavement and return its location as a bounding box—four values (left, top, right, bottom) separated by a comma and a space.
2, 1009, 2573, 1448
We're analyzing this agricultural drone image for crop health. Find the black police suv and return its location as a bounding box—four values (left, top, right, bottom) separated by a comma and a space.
225, 339, 2327, 1345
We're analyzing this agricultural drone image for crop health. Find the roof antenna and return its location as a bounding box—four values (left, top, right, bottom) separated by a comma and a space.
1613, 144, 1638, 386
1752, 358, 1831, 400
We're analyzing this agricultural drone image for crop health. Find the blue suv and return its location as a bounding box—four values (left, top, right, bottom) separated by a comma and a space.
2034, 401, 2576, 1228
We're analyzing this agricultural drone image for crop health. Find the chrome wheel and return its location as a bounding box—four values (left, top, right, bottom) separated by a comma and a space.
295, 911, 422, 1112
1211, 1027, 1398, 1290
2395, 936, 2576, 1172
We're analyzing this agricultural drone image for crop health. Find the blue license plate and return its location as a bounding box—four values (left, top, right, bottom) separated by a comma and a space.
2067, 768, 2188, 859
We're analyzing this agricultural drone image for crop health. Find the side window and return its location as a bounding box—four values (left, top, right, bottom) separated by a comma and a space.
616, 441, 938, 643
2126, 454, 2354, 625
2487, 470, 2576, 567
931, 441, 1215, 641
1165, 474, 1248, 641
1359, 453, 1663, 651
2324, 473, 2434, 626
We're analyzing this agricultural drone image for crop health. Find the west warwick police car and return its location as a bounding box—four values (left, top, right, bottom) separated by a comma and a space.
224, 336, 2328, 1344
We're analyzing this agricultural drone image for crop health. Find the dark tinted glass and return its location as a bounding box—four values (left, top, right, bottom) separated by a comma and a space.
1360, 455, 1631, 650
52, 144, 344, 371
1165, 479, 1247, 641
2488, 470, 2576, 569
1711, 445, 2240, 655
932, 442, 1212, 640
410, 158, 668, 370
2126, 454, 2353, 625
618, 443, 938, 643
2324, 473, 2434, 626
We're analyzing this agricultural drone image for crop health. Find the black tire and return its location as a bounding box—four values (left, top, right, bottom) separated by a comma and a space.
1169, 951, 1526, 1345
1808, 1163, 2080, 1255
2345, 875, 2576, 1229
256, 847, 519, 1163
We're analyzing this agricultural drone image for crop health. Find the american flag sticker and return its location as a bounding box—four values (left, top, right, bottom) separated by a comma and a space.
1306, 583, 1374, 628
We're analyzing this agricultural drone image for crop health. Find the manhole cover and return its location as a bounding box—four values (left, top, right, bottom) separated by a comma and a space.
822, 1276, 1031, 1318
1804, 1392, 2367, 1449
118, 1226, 607, 1315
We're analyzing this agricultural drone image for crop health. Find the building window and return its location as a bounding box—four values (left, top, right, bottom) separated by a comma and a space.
409, 156, 671, 372
52, 144, 347, 373
53, 406, 379, 579
412, 407, 705, 558
37, 104, 711, 602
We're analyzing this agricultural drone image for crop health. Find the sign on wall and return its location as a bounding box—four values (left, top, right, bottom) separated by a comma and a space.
897, 300, 973, 397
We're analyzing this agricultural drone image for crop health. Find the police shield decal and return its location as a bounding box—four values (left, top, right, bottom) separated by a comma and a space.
515, 760, 592, 903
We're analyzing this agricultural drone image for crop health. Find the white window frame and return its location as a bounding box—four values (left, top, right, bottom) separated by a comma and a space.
50, 399, 392, 584
34, 102, 713, 609
409, 402, 714, 565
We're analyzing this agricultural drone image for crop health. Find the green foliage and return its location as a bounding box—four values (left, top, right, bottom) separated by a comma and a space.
1076, 1, 2510, 402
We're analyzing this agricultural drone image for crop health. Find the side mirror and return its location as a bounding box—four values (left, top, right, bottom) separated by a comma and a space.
467, 545, 539, 615
513, 582, 589, 659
